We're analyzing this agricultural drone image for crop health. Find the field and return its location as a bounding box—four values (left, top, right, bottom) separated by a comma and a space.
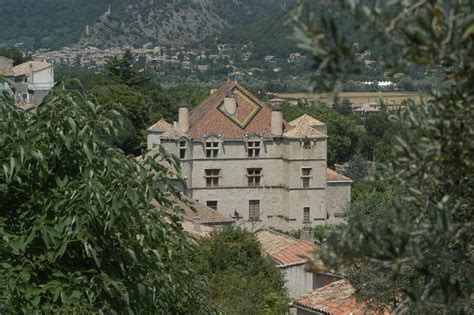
271, 92, 423, 106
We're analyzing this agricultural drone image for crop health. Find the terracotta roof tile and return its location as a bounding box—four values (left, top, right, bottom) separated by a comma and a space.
283, 124, 326, 138
153, 195, 235, 225
256, 229, 320, 266
326, 168, 352, 181
147, 118, 186, 139
289, 114, 326, 127
295, 279, 390, 315
271, 241, 319, 266
186, 81, 290, 139
0, 67, 14, 77
13, 61, 51, 76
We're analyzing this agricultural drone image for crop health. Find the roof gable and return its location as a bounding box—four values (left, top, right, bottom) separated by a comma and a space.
289, 114, 325, 127
187, 81, 288, 139
148, 118, 185, 139
283, 124, 326, 139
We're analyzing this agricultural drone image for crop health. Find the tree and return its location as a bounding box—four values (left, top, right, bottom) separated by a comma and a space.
105, 50, 149, 87
343, 157, 369, 182
0, 83, 213, 313
334, 98, 353, 116
194, 227, 288, 314
0, 48, 32, 65
90, 83, 151, 154
294, 0, 473, 313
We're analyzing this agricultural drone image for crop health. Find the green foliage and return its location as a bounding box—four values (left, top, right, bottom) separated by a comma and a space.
359, 110, 400, 162
313, 225, 337, 244
343, 157, 369, 182
0, 85, 212, 313
294, 0, 474, 313
0, 48, 31, 65
283, 102, 360, 165
105, 50, 149, 87
195, 227, 288, 314
334, 98, 353, 116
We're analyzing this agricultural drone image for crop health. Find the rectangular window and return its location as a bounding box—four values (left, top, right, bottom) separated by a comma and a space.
249, 200, 260, 221
247, 140, 261, 157
302, 168, 312, 188
206, 201, 218, 210
247, 168, 262, 187
303, 207, 310, 223
205, 169, 220, 187
205, 141, 219, 158
303, 140, 312, 149
179, 140, 187, 159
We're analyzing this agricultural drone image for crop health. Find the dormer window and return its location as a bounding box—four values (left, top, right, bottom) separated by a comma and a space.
205, 140, 219, 158
247, 140, 261, 157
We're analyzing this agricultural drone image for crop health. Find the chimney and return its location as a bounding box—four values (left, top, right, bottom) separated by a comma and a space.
271, 104, 283, 136
223, 93, 237, 116
300, 226, 314, 243
178, 101, 189, 133
193, 217, 201, 232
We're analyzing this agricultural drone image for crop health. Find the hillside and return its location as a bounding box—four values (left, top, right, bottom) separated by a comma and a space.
0, 0, 296, 50
0, 0, 123, 50
78, 0, 296, 48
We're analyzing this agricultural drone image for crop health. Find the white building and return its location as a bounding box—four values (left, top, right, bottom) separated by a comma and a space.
256, 229, 341, 300
1, 61, 55, 106
146, 82, 352, 231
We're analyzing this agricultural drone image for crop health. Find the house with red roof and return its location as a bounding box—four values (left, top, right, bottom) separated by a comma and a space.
294, 279, 391, 315
256, 229, 341, 300
147, 81, 352, 231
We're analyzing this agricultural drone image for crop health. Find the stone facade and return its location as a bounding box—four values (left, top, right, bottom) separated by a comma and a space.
147, 82, 351, 231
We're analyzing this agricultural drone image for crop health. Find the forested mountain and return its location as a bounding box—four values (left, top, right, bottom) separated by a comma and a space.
0, 0, 120, 49
0, 0, 297, 50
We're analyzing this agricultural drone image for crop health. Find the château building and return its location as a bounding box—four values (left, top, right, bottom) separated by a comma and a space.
146, 82, 351, 231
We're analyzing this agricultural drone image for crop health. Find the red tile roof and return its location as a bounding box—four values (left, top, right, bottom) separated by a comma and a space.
152, 195, 235, 225
256, 229, 320, 266
13, 61, 51, 76
326, 168, 352, 182
272, 241, 318, 266
289, 114, 326, 127
187, 81, 290, 139
295, 279, 390, 315
148, 118, 186, 139
284, 124, 326, 138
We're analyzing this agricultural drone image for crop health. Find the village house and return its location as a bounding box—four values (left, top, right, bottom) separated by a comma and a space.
0, 59, 54, 107
256, 229, 341, 300
146, 81, 351, 231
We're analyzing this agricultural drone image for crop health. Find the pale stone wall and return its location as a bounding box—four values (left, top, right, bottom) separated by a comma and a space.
149, 131, 350, 231
326, 181, 351, 224
282, 264, 314, 299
